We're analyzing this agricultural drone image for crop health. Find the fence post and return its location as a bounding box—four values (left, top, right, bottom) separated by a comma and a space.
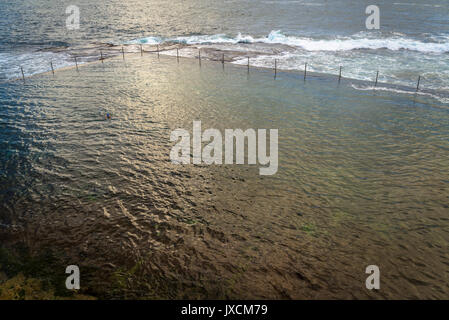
338, 66, 342, 82
304, 63, 307, 80
274, 59, 277, 79
122, 47, 125, 60
416, 76, 421, 92
140, 44, 143, 56
157, 44, 160, 59
100, 50, 103, 63
74, 56, 79, 72
177, 48, 179, 63
247, 57, 250, 73
199, 49, 201, 66
375, 71, 379, 87
20, 67, 25, 82
50, 61, 54, 75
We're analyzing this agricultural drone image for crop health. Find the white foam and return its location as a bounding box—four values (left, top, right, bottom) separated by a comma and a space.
127, 36, 162, 45
255, 30, 449, 53
393, 3, 443, 8
0, 51, 77, 80
351, 84, 449, 105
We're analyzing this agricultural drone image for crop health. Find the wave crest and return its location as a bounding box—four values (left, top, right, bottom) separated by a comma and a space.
130, 30, 449, 54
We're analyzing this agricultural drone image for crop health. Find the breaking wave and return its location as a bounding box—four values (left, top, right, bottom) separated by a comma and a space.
131, 30, 449, 54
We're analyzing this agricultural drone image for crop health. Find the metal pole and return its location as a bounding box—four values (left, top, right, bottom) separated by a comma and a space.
100, 50, 103, 63
50, 61, 54, 75
177, 48, 179, 63
338, 66, 342, 82
247, 57, 250, 73
140, 44, 143, 56
157, 44, 160, 59
199, 49, 201, 66
375, 71, 379, 87
122, 47, 125, 60
74, 56, 79, 72
304, 62, 307, 80
20, 67, 25, 82
416, 76, 421, 92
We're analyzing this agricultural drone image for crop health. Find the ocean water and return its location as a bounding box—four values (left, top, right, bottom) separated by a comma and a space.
0, 0, 449, 299
0, 0, 449, 102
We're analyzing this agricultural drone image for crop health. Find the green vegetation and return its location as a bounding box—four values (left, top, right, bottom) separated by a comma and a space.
301, 223, 316, 236
0, 273, 94, 300
0, 243, 224, 300
0, 245, 96, 300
